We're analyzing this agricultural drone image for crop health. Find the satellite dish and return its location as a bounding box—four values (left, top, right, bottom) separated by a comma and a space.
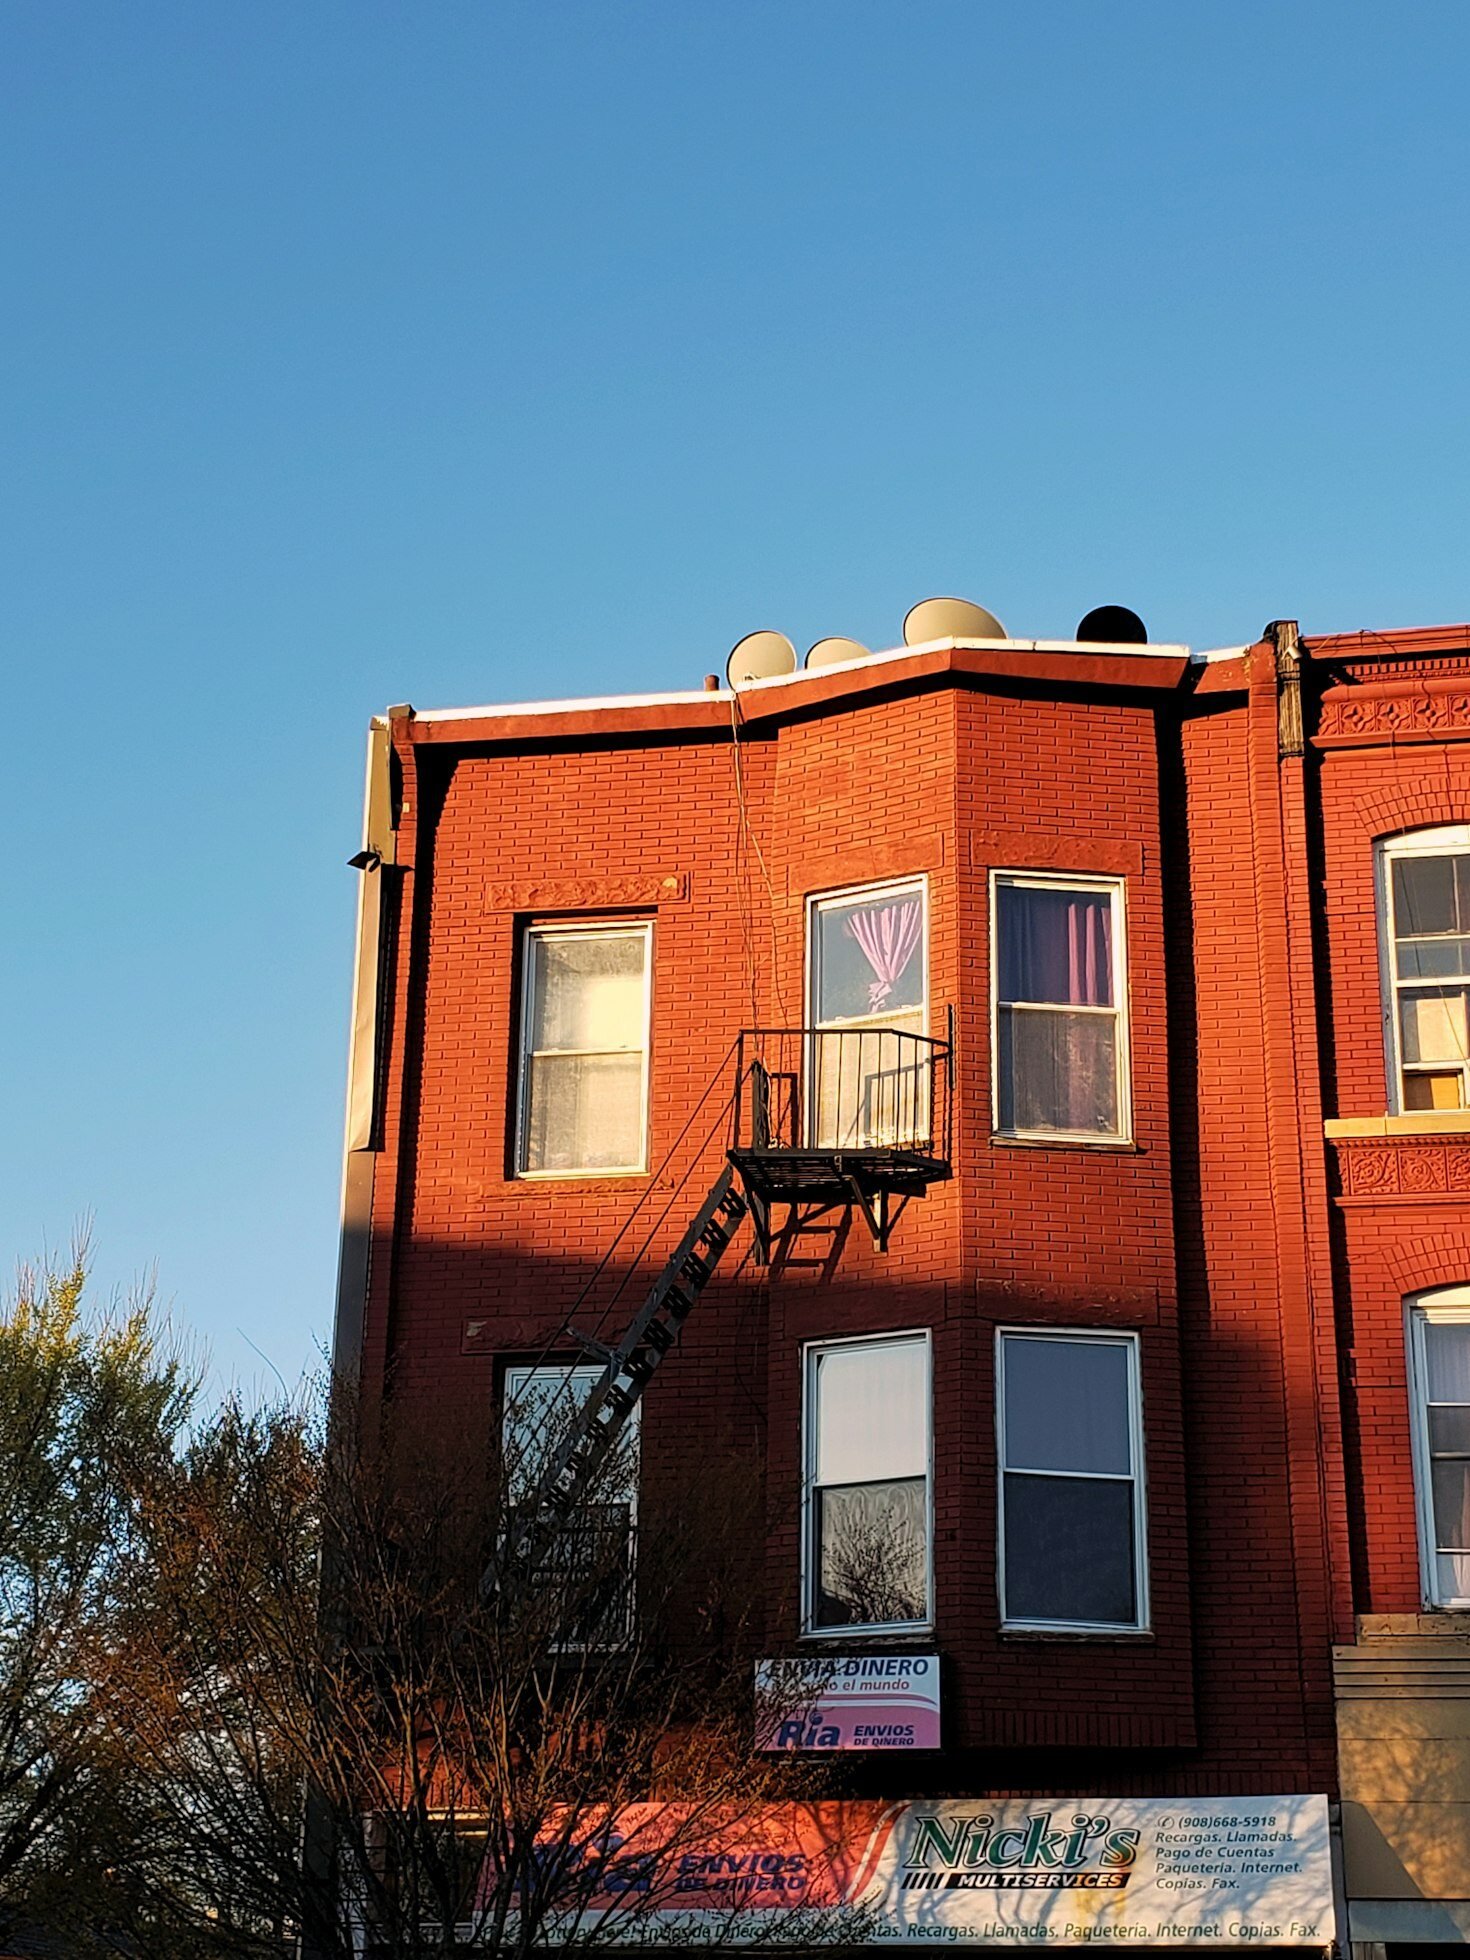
805, 636, 871, 670
726, 630, 798, 688
1076, 604, 1148, 645
903, 596, 1008, 645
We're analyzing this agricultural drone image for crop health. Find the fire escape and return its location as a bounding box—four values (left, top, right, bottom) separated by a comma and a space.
728, 1016, 954, 1257
482, 1022, 952, 1610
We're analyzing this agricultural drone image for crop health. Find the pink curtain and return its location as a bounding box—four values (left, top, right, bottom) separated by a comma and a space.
847, 901, 922, 1011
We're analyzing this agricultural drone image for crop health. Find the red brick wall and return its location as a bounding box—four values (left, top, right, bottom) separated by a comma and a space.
1167, 660, 1346, 1794
353, 659, 1350, 1795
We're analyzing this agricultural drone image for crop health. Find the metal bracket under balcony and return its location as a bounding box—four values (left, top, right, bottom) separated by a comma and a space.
728, 1023, 953, 1254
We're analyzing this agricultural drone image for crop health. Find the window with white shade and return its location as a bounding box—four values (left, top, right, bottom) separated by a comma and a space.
502, 1363, 640, 1645
808, 880, 928, 1148
803, 1333, 931, 1634
996, 1329, 1147, 1631
991, 873, 1129, 1141
1378, 829, 1470, 1112
1408, 1293, 1470, 1609
517, 923, 652, 1175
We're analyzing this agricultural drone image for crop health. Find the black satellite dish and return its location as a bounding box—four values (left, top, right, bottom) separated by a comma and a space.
1076, 605, 1148, 645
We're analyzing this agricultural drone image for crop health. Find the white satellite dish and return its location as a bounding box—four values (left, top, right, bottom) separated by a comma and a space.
726, 630, 798, 688
805, 636, 871, 670
903, 596, 1008, 645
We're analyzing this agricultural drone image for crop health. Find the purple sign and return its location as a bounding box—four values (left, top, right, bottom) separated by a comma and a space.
755, 1654, 940, 1752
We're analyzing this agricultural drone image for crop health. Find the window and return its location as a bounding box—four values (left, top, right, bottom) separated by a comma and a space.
991, 873, 1129, 1141
517, 923, 652, 1175
1378, 828, 1470, 1112
803, 1333, 931, 1635
808, 880, 928, 1148
502, 1363, 640, 1644
996, 1329, 1147, 1631
1407, 1292, 1470, 1608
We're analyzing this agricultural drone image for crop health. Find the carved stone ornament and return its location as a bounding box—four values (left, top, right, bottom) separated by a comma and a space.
1337, 1140, 1470, 1198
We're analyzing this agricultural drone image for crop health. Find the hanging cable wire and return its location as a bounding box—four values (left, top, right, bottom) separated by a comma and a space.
727, 690, 788, 1024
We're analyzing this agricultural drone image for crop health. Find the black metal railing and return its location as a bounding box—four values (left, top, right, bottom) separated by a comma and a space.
731, 1019, 953, 1164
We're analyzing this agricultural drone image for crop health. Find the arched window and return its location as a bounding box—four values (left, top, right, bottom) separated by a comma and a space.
1407, 1287, 1470, 1608
1377, 826, 1470, 1112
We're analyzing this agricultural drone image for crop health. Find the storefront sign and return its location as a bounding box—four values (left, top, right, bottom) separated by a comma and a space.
755, 1656, 941, 1751
490, 1795, 1335, 1946
860, 1796, 1335, 1945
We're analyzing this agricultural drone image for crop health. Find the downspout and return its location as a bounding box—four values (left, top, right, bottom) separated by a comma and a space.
329, 706, 408, 1386
302, 704, 409, 1960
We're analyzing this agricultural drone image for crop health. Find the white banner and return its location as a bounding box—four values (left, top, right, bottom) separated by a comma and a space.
862, 1795, 1335, 1945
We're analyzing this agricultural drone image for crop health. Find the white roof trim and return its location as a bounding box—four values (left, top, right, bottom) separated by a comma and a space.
1189, 644, 1251, 664
412, 634, 1194, 724
415, 687, 724, 723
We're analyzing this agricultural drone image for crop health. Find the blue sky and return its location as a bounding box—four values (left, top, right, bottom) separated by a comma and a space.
3, 1, 1468, 1394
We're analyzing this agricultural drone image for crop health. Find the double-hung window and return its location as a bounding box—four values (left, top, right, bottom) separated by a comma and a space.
996, 1329, 1147, 1631
991, 873, 1129, 1141
517, 922, 652, 1175
803, 1333, 931, 1634
1407, 1292, 1470, 1609
808, 880, 928, 1148
1378, 828, 1470, 1112
502, 1363, 640, 1645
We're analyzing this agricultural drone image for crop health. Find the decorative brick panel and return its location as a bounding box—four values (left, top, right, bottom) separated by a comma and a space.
1336, 1140, 1470, 1200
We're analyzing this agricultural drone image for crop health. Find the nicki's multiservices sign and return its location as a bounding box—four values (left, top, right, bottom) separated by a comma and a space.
755, 1656, 941, 1751
866, 1796, 1334, 1944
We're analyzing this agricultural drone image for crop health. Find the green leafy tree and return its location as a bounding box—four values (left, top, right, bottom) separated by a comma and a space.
0, 1247, 195, 1951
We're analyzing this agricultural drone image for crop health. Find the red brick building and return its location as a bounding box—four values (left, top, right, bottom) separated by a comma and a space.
331, 612, 1470, 1959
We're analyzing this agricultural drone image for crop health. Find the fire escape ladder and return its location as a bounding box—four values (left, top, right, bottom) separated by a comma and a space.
480, 1166, 748, 1610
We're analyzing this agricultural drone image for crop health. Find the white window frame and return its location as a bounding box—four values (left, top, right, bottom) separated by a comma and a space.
502, 1362, 641, 1647
515, 920, 653, 1178
995, 1327, 1149, 1633
1377, 827, 1470, 1115
805, 877, 929, 1148
989, 871, 1132, 1143
1406, 1289, 1470, 1610
800, 1329, 934, 1640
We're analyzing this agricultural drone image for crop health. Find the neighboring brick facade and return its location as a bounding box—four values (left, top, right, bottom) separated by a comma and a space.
1269, 626, 1470, 1946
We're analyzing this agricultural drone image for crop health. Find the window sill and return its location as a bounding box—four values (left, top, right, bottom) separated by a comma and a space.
798, 1627, 934, 1647
990, 1132, 1139, 1153
1000, 1626, 1154, 1643
1326, 1112, 1470, 1138
512, 1168, 651, 1184
1357, 1611, 1470, 1636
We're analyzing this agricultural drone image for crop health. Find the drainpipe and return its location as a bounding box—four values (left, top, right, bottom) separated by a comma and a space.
301, 704, 408, 1960
330, 706, 407, 1386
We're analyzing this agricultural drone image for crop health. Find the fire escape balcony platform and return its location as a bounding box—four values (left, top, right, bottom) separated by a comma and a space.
727, 1145, 951, 1204
729, 1023, 954, 1249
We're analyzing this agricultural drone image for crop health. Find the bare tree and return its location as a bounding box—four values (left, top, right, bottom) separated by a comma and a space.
95, 1379, 857, 1958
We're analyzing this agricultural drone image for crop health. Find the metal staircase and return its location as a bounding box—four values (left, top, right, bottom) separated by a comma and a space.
480, 1166, 748, 1611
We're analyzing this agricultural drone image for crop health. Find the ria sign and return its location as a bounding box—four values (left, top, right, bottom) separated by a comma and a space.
755, 1656, 940, 1752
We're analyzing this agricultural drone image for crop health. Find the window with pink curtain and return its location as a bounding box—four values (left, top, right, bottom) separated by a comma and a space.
810, 883, 927, 1147
994, 877, 1126, 1138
